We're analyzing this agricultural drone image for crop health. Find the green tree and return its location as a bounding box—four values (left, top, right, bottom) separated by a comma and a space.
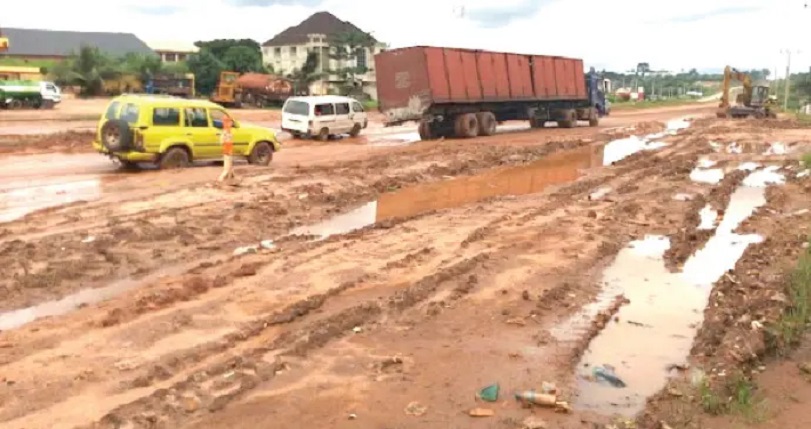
121, 52, 163, 83
187, 48, 225, 95
221, 45, 264, 73
287, 51, 326, 95
194, 39, 261, 59
329, 30, 376, 95
49, 45, 121, 96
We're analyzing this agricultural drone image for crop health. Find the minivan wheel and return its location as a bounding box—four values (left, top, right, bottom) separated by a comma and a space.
159, 147, 190, 169
316, 128, 329, 141
248, 141, 273, 166
349, 123, 362, 137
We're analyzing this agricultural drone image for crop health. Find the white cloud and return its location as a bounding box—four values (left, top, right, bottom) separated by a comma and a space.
3, 0, 810, 73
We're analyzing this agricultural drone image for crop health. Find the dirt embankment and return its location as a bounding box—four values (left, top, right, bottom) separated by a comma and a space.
4, 110, 810, 429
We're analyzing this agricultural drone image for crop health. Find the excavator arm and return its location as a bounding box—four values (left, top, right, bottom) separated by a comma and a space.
719, 66, 753, 109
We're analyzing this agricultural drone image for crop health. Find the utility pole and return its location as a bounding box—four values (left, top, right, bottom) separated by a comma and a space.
780, 49, 800, 110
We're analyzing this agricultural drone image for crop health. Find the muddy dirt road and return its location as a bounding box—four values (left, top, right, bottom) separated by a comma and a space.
1, 104, 810, 429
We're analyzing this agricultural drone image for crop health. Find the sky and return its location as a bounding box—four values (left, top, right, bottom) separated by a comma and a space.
3, 0, 810, 75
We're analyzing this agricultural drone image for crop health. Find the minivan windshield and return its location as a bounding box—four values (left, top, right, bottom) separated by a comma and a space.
283, 100, 309, 115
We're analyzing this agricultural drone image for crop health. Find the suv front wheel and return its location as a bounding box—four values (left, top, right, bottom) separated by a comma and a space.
248, 141, 273, 166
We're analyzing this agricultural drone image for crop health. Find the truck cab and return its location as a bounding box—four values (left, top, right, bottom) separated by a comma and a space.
586, 69, 608, 116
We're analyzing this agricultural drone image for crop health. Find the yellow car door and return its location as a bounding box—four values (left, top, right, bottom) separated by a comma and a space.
183, 107, 219, 159
142, 106, 181, 153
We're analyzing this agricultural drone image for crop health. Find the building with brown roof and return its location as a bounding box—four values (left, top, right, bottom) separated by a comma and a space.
262, 11, 387, 99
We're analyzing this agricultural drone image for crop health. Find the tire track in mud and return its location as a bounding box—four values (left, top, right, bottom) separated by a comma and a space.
83, 255, 492, 429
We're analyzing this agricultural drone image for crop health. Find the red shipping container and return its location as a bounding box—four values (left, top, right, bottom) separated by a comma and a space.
374, 46, 588, 121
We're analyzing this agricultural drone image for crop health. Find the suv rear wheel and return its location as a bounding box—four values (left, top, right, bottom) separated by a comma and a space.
159, 147, 190, 169
100, 119, 133, 152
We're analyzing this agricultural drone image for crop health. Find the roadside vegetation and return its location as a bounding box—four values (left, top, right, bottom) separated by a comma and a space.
769, 239, 811, 354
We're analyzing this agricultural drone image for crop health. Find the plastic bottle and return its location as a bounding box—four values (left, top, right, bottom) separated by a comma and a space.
514, 390, 557, 406
592, 366, 626, 388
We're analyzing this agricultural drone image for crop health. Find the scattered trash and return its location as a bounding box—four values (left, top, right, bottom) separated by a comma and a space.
521, 416, 548, 429
514, 390, 557, 407
478, 383, 500, 402
554, 401, 572, 413
506, 318, 527, 326
751, 320, 764, 330
348, 413, 357, 420
260, 240, 276, 250
541, 381, 557, 394
233, 245, 258, 256
352, 326, 363, 334
468, 407, 494, 417
81, 236, 96, 244
404, 401, 427, 416
592, 365, 626, 388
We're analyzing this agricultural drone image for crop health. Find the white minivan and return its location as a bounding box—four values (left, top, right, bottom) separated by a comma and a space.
281, 95, 368, 140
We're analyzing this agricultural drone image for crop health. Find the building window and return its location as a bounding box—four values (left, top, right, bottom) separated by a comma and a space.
356, 48, 367, 70
165, 53, 177, 62
290, 46, 297, 56
275, 47, 282, 55
177, 53, 186, 62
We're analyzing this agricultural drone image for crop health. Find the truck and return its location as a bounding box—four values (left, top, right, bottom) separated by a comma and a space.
0, 80, 61, 109
374, 46, 608, 140
146, 73, 196, 98
211, 71, 294, 108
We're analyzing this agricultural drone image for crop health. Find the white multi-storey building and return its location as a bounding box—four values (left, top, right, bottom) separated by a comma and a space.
261, 12, 387, 99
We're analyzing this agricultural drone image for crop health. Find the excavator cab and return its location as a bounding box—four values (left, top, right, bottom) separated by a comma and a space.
750, 85, 770, 108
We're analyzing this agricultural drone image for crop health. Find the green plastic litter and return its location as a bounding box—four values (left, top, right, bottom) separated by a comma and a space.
479, 383, 500, 402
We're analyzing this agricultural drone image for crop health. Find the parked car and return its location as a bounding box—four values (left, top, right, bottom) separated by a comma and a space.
92, 95, 280, 169
281, 95, 368, 141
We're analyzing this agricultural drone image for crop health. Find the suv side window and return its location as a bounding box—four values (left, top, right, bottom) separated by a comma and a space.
153, 107, 180, 126
210, 109, 234, 128
352, 102, 364, 112
314, 103, 334, 116
335, 103, 350, 115
184, 108, 208, 127
104, 101, 120, 119
121, 103, 141, 124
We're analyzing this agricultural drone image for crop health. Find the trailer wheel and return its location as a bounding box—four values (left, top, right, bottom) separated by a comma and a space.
8, 99, 23, 110
476, 112, 497, 136
529, 117, 544, 129
418, 122, 434, 140
588, 108, 599, 127
557, 109, 577, 129
454, 113, 479, 138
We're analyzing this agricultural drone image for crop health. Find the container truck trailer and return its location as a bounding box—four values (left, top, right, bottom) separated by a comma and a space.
374, 46, 607, 140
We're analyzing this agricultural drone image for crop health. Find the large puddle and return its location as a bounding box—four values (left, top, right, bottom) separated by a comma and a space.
1, 119, 691, 330
561, 166, 785, 416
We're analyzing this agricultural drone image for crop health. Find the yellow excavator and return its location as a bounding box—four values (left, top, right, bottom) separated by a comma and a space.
0, 27, 9, 53
717, 66, 777, 119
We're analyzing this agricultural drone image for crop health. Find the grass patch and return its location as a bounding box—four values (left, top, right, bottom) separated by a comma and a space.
802, 153, 811, 170
699, 374, 768, 422
769, 241, 811, 354
363, 99, 378, 111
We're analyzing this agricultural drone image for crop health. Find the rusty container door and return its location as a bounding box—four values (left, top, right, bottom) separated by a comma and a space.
476, 51, 499, 99
424, 47, 451, 102
459, 49, 482, 101
374, 47, 432, 113
532, 55, 557, 99
442, 48, 469, 102
492, 53, 511, 99
572, 59, 586, 99
553, 58, 572, 98
506, 53, 533, 99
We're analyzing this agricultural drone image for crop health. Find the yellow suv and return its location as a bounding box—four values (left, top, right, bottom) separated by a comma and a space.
93, 95, 280, 169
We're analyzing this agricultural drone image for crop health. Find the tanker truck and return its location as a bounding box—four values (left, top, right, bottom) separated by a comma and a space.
211, 71, 294, 108
0, 80, 62, 109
